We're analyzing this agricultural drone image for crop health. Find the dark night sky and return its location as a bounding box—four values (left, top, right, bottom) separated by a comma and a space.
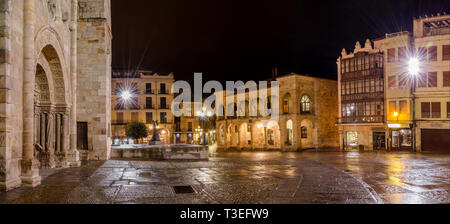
111, 0, 450, 82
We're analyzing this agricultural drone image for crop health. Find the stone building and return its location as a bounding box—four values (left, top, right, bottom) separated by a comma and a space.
382, 13, 450, 152
0, 0, 112, 191
111, 70, 175, 144
216, 73, 339, 151
336, 39, 386, 151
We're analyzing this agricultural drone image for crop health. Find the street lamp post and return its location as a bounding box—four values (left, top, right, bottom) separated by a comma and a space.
198, 107, 211, 146
408, 57, 420, 152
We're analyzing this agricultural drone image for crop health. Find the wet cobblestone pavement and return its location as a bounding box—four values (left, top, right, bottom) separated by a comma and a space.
0, 152, 448, 204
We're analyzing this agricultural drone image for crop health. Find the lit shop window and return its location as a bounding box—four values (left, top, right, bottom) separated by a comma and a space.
346, 131, 358, 146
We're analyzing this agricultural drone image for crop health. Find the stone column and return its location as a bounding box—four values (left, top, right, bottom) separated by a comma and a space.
40, 113, 46, 151
250, 123, 254, 150
67, 0, 80, 167
48, 110, 55, 168
21, 0, 41, 187
56, 113, 61, 153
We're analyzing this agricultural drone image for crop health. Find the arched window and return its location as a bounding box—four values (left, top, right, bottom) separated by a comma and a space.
286, 120, 293, 145
283, 99, 289, 114
301, 126, 308, 139
301, 95, 311, 114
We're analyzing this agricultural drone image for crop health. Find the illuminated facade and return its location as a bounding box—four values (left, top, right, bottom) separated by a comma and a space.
337, 39, 386, 151
111, 70, 175, 144
216, 73, 339, 151
383, 13, 450, 152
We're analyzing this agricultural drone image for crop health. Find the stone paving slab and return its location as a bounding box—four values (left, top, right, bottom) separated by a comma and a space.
2, 152, 447, 204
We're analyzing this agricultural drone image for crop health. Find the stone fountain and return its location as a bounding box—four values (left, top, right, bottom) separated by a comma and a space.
111, 121, 209, 160
147, 121, 164, 145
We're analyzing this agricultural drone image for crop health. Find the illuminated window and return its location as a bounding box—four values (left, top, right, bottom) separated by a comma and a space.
301, 95, 311, 114
287, 120, 293, 145
346, 131, 358, 146
283, 99, 289, 114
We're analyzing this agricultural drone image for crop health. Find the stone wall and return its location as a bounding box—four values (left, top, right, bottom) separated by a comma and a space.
216, 74, 339, 151
77, 0, 112, 160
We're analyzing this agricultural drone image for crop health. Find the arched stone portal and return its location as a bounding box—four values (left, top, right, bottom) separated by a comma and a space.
33, 45, 70, 169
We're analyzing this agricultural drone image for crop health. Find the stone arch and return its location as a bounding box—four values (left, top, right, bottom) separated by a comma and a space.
160, 128, 170, 144
300, 119, 314, 149
40, 45, 67, 105
266, 121, 281, 149
286, 120, 293, 145
218, 124, 226, 146
35, 64, 52, 104
32, 28, 71, 168
239, 123, 250, 148
35, 26, 70, 106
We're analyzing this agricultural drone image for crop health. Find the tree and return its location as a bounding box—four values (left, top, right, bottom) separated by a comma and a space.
125, 121, 149, 144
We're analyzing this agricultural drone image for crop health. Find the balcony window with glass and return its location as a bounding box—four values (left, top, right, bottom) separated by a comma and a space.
146, 112, 153, 124
159, 83, 167, 94
160, 112, 167, 123
387, 48, 396, 62
444, 71, 450, 87
443, 45, 450, 60
160, 97, 167, 109
146, 97, 153, 109
428, 46, 437, 61
145, 83, 153, 94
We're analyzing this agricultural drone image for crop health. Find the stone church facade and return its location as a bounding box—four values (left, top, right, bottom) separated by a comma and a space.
0, 0, 111, 191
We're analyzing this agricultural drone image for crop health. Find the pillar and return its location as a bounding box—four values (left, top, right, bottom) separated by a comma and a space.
67, 0, 80, 167
56, 113, 61, 153
21, 0, 41, 187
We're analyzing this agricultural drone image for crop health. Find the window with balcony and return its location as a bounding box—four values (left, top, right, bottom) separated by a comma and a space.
398, 47, 407, 61
428, 72, 437, 87
428, 46, 437, 61
146, 97, 153, 109
387, 48, 396, 62
418, 72, 438, 88
159, 83, 167, 94
447, 102, 450, 118
131, 112, 139, 122
388, 76, 397, 88
443, 45, 450, 60
160, 97, 167, 109
160, 112, 167, 123
422, 102, 441, 118
443, 71, 450, 87
146, 112, 153, 124
398, 74, 407, 88
116, 112, 123, 123
145, 83, 153, 94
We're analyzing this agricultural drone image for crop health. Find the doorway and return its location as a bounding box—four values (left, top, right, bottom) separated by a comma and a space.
77, 122, 88, 150
373, 132, 386, 150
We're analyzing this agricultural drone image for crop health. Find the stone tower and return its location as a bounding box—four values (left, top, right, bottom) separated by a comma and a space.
0, 0, 111, 191
77, 0, 112, 160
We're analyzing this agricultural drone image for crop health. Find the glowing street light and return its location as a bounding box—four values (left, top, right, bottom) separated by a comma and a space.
393, 112, 399, 117
121, 90, 132, 101
408, 57, 420, 76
